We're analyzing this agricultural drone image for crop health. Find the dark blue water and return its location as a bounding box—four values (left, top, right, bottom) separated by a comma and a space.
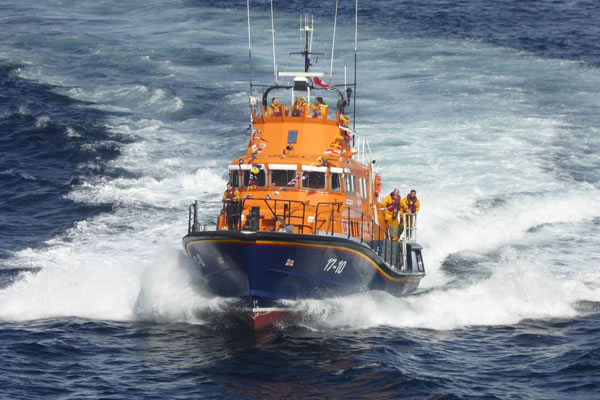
0, 64, 121, 261
2, 316, 599, 399
1, 1, 599, 399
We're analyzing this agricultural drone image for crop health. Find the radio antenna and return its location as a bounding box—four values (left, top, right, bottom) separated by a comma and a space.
329, 0, 339, 82
270, 0, 277, 83
246, 0, 253, 95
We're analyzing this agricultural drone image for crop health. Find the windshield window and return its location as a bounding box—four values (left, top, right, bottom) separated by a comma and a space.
243, 169, 266, 187
302, 171, 326, 190
331, 173, 341, 192
229, 170, 240, 188
271, 169, 297, 188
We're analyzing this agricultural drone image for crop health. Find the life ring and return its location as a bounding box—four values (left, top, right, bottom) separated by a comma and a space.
374, 173, 381, 197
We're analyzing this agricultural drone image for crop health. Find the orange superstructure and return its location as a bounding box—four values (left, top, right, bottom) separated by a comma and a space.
218, 100, 388, 244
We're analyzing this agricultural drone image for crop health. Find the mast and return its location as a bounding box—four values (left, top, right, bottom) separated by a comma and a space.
290, 15, 322, 74
301, 14, 311, 72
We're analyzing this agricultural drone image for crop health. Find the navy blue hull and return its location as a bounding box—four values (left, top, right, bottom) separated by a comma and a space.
183, 231, 425, 327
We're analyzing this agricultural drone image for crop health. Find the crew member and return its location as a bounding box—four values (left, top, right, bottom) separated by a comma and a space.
222, 182, 241, 230
222, 181, 241, 202
402, 189, 420, 214
401, 189, 420, 239
381, 188, 402, 241
289, 94, 306, 117
266, 97, 284, 117
310, 97, 329, 119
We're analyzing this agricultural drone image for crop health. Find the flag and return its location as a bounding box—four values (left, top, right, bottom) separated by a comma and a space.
313, 77, 329, 88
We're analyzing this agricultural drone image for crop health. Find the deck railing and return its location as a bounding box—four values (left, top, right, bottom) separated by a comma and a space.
188, 199, 418, 271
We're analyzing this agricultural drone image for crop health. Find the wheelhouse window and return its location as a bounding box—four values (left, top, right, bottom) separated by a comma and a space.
344, 172, 356, 194
229, 169, 240, 188
330, 167, 343, 192
301, 165, 327, 190
330, 173, 341, 192
243, 168, 266, 187
270, 164, 298, 188
302, 172, 326, 189
360, 177, 368, 199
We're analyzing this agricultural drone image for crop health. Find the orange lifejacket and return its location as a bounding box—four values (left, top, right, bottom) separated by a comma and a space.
374, 174, 381, 197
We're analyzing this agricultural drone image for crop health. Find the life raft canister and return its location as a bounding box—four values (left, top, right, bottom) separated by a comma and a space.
374, 173, 381, 197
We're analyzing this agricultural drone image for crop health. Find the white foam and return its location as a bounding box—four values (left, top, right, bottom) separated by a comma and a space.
133, 250, 230, 324
18, 104, 31, 117
297, 248, 600, 331
0, 246, 225, 324
419, 188, 600, 285
66, 126, 80, 137
35, 115, 52, 128
66, 167, 224, 209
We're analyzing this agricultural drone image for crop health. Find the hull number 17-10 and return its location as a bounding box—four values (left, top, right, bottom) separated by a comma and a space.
324, 258, 347, 274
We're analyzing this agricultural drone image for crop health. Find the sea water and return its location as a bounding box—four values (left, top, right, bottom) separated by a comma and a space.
1, 0, 599, 398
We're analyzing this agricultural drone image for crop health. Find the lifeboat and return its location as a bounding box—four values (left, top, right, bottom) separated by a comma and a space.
182, 12, 425, 330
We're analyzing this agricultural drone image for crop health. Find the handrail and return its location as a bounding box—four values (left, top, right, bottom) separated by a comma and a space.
188, 203, 194, 234
242, 197, 307, 232
187, 200, 201, 233
187, 197, 419, 272
402, 213, 417, 243
313, 201, 342, 235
